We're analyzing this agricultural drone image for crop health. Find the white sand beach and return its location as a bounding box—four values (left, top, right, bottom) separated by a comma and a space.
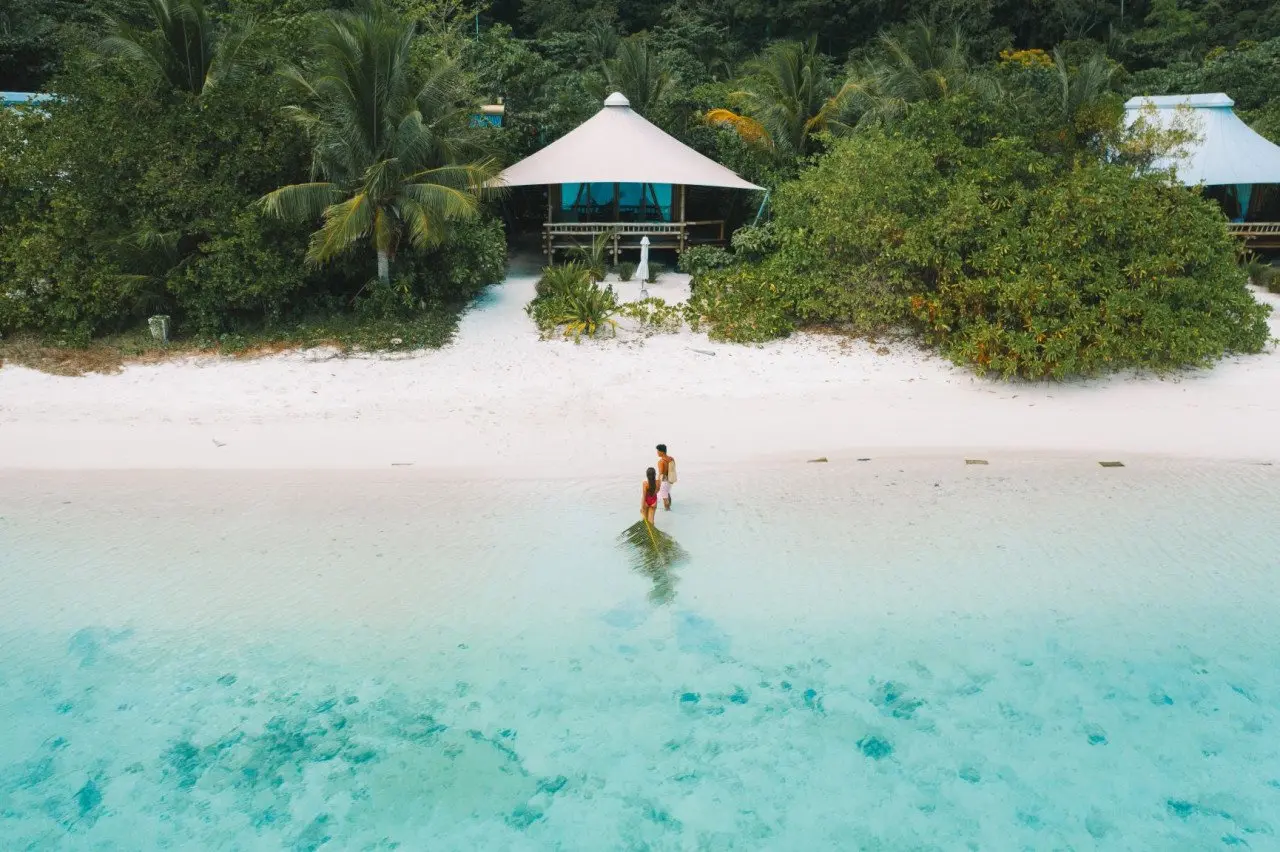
2, 272, 1279, 472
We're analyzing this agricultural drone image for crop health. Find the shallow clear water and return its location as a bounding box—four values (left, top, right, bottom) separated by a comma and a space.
2, 461, 1279, 850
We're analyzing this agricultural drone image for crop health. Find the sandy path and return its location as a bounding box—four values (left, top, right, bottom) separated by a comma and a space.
1, 273, 1278, 472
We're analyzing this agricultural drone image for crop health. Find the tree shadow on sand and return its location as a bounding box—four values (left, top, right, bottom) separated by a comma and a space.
618, 521, 690, 605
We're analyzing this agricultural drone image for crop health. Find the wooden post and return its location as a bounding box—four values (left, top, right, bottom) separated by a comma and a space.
678, 185, 687, 252
546, 186, 554, 260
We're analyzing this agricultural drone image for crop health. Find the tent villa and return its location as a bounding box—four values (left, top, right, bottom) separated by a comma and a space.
497, 92, 763, 262
1, 91, 54, 112
1124, 93, 1280, 248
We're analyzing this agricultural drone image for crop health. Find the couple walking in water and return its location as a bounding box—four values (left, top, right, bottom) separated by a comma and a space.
641, 444, 676, 524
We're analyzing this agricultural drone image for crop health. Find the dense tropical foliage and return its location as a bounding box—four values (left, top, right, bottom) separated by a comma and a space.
2, 0, 1277, 373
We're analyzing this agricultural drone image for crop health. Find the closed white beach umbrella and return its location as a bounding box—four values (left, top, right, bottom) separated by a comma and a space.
636, 236, 651, 287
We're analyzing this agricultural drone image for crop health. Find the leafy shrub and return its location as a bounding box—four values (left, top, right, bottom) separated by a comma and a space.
553, 282, 619, 340
355, 276, 418, 321
678, 246, 733, 278
528, 262, 618, 339
645, 262, 666, 284
617, 261, 637, 281
704, 120, 1270, 376
536, 263, 591, 298
685, 263, 795, 342
729, 222, 777, 260
0, 41, 507, 345
618, 297, 684, 333
1243, 255, 1278, 291
569, 230, 613, 282
414, 217, 508, 305
166, 210, 313, 335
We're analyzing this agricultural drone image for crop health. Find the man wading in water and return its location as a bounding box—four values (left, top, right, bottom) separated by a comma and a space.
656, 444, 676, 511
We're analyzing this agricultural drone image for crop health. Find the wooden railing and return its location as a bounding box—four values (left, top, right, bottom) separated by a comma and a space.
543, 220, 726, 261
1228, 221, 1280, 248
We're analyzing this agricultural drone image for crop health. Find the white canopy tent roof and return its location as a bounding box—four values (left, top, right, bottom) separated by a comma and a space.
497, 93, 763, 191
1123, 93, 1280, 187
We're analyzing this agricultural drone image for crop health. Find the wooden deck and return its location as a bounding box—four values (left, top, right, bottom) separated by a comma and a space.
1228, 221, 1280, 249
543, 220, 726, 261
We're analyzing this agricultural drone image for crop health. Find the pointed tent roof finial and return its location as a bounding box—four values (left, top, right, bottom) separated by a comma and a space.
604, 92, 630, 107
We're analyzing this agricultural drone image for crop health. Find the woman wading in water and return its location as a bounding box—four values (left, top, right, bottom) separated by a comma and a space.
641, 467, 659, 525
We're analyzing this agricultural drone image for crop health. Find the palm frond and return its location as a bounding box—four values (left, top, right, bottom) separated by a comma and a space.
415, 53, 470, 119
404, 160, 500, 193
257, 181, 342, 222
717, 37, 837, 156
371, 205, 400, 256
595, 35, 672, 117
618, 521, 689, 604
704, 108, 773, 147
204, 16, 257, 95
397, 181, 479, 249
569, 229, 614, 282
307, 192, 374, 266
97, 27, 168, 82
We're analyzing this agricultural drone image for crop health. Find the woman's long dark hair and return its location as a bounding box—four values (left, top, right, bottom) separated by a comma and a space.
645, 467, 657, 500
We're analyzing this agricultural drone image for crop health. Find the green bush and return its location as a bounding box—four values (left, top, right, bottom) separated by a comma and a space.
617, 261, 637, 281
414, 217, 508, 306
527, 262, 618, 339
686, 263, 796, 342
553, 282, 619, 340
645, 262, 666, 284
1243, 255, 1278, 291
618, 297, 684, 333
678, 246, 733, 278
729, 222, 777, 261
355, 276, 419, 321
0, 23, 507, 346
703, 120, 1271, 377
536, 262, 591, 299
569, 230, 613, 282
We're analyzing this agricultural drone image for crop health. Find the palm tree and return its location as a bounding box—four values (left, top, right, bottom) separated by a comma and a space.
587, 35, 672, 117
583, 21, 620, 67
705, 38, 853, 157
257, 3, 498, 285
849, 20, 1000, 126
97, 0, 254, 97
1050, 48, 1119, 153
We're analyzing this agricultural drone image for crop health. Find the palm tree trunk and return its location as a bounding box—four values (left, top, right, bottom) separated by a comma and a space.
377, 249, 390, 284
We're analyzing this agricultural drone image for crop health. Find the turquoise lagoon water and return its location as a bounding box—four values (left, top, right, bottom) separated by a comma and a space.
1, 461, 1279, 850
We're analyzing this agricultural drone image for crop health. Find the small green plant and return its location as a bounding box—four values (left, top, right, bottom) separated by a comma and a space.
617, 261, 637, 281
529, 262, 619, 340
645, 262, 665, 284
678, 246, 733, 278
618, 296, 684, 333
570, 229, 614, 282
1243, 254, 1278, 291
536, 262, 591, 299
355, 276, 417, 321
553, 281, 619, 340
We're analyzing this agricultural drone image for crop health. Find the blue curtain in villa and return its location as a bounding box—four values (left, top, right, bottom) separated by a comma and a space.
618, 183, 672, 219
1232, 184, 1254, 222
560, 182, 615, 214
560, 182, 673, 220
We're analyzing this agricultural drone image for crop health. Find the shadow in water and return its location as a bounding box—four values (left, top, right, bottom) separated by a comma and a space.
618, 521, 690, 605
